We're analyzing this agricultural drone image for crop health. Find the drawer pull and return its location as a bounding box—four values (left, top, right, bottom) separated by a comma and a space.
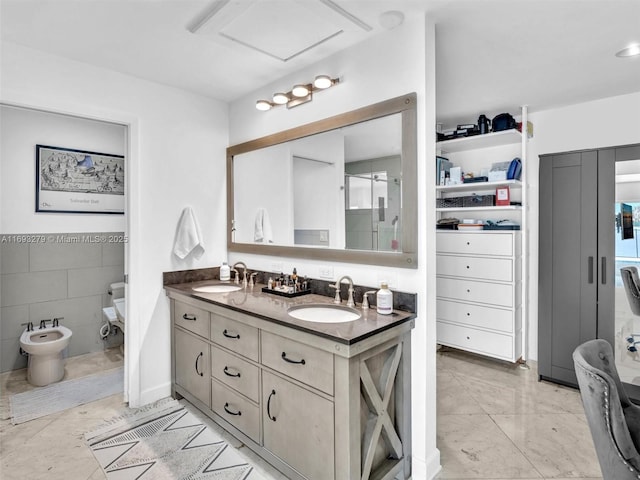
466, 265, 470, 269
466, 312, 471, 316
267, 389, 277, 422
223, 329, 240, 340
223, 366, 241, 378
195, 352, 204, 377
281, 351, 306, 365
182, 313, 197, 321
466, 289, 471, 293
224, 402, 242, 416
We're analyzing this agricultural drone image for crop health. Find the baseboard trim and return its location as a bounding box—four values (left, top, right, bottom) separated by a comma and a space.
139, 381, 172, 406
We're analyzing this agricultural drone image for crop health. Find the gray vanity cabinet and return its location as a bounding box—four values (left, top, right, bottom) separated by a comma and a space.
174, 328, 210, 407
169, 292, 413, 480
262, 370, 334, 480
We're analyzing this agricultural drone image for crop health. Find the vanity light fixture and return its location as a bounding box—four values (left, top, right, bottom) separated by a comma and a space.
255, 75, 340, 111
616, 43, 640, 58
272, 92, 289, 104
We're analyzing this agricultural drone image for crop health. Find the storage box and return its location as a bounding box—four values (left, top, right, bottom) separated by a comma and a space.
437, 196, 464, 208
463, 194, 495, 207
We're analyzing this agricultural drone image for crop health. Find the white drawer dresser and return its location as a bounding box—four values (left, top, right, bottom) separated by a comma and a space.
436, 231, 522, 362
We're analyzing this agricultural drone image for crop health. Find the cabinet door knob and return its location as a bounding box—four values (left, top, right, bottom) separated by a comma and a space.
466, 265, 470, 269
267, 389, 277, 422
466, 289, 471, 293
466, 312, 471, 316
224, 402, 242, 416
223, 329, 240, 340
281, 351, 306, 365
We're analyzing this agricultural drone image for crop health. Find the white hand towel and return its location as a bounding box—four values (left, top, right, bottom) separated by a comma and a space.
254, 207, 273, 243
173, 207, 205, 259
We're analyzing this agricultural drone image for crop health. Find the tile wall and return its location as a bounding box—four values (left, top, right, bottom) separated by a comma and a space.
0, 232, 125, 372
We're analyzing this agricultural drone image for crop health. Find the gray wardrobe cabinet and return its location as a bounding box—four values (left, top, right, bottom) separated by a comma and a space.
538, 148, 615, 386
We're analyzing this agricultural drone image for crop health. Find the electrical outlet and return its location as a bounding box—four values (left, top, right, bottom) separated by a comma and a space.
318, 266, 334, 279
270, 262, 283, 273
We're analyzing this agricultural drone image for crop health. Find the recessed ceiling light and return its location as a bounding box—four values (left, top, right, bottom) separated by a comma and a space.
616, 43, 640, 58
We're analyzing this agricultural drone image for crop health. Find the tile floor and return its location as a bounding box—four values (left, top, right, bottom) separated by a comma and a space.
435, 347, 602, 480
0, 347, 603, 479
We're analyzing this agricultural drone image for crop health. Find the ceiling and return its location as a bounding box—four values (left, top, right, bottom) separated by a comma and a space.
1, 0, 639, 127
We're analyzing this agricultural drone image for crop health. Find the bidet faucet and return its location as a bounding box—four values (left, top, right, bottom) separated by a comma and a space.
21, 322, 34, 332
53, 317, 64, 327
39, 319, 51, 329
330, 276, 355, 308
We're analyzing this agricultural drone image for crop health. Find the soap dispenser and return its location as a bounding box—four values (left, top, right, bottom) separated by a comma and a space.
220, 262, 230, 282
376, 282, 393, 315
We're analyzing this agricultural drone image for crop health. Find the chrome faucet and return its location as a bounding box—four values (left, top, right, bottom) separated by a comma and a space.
362, 290, 377, 310
330, 276, 355, 308
233, 262, 249, 287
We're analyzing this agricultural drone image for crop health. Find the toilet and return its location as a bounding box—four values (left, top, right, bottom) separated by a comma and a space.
20, 324, 72, 386
101, 282, 125, 351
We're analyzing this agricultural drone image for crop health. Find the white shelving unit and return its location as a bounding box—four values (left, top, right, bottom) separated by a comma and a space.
435, 106, 530, 364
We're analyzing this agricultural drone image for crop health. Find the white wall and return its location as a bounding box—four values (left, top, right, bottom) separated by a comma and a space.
229, 17, 440, 479
1, 41, 229, 406
1, 105, 126, 233
526, 91, 640, 360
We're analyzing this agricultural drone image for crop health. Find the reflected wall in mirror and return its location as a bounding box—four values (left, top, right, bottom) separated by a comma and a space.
228, 93, 417, 268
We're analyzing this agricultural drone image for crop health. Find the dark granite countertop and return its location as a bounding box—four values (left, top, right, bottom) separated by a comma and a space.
165, 280, 416, 345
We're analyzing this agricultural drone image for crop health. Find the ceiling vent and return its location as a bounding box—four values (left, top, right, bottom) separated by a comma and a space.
189, 0, 371, 62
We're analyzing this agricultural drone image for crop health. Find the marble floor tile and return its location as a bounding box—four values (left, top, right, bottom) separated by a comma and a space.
437, 372, 486, 415
436, 413, 542, 479
491, 413, 602, 478
452, 371, 585, 415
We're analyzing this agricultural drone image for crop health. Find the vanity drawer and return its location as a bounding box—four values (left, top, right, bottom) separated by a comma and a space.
210, 314, 259, 362
261, 331, 334, 395
436, 232, 513, 256
437, 321, 514, 360
211, 378, 260, 443
437, 254, 513, 282
211, 345, 259, 402
437, 277, 513, 308
436, 299, 514, 333
174, 301, 210, 339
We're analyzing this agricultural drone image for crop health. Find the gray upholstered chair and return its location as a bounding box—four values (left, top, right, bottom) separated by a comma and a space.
621, 267, 640, 352
573, 339, 640, 479
622, 267, 640, 317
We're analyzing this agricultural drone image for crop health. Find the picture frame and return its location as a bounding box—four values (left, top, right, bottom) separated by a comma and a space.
35, 144, 125, 214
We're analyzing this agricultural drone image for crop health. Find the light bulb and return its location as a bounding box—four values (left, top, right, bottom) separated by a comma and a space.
616, 43, 640, 57
272, 92, 289, 104
292, 84, 310, 97
256, 100, 272, 111
313, 75, 333, 89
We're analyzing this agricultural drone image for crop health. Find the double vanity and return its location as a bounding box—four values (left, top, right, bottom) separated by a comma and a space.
165, 272, 415, 480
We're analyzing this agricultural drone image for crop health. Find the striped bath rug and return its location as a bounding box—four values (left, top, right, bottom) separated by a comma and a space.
9, 366, 123, 424
85, 399, 266, 479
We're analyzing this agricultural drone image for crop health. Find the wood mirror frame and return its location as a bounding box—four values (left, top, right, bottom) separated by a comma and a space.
227, 92, 417, 268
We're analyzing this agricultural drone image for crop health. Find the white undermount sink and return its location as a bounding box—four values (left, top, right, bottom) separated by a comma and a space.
287, 304, 362, 323
192, 284, 242, 293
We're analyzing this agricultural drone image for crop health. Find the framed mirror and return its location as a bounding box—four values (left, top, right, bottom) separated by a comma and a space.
227, 93, 417, 268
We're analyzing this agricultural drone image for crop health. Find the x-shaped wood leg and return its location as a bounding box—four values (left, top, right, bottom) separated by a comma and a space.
360, 342, 403, 480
